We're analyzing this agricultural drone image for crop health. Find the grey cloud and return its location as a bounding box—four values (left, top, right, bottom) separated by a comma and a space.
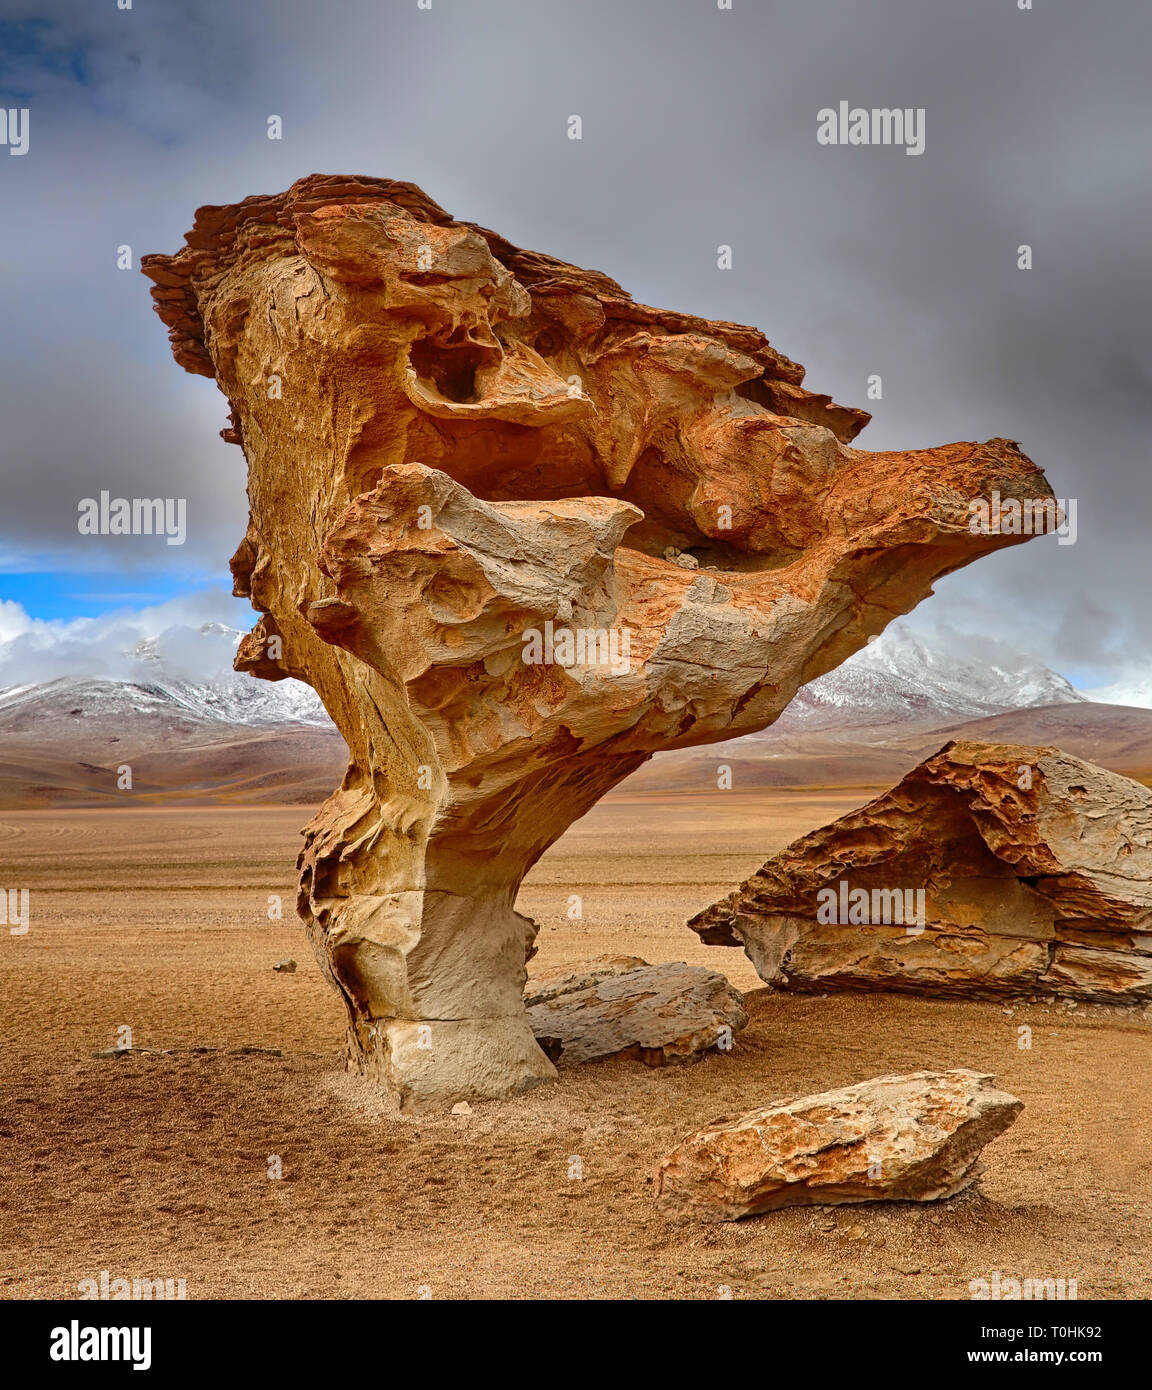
1, 0, 1148, 676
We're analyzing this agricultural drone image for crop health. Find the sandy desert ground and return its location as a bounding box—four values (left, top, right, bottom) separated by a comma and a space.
2, 791, 1150, 1301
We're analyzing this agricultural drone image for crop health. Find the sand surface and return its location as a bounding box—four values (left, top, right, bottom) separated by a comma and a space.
2, 793, 1149, 1300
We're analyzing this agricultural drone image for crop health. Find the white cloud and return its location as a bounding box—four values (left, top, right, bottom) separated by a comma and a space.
0, 590, 245, 687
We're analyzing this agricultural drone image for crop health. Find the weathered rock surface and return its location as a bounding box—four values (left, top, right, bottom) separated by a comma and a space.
525, 956, 746, 1064
655, 1069, 1022, 1221
143, 174, 1054, 1109
691, 740, 1152, 1003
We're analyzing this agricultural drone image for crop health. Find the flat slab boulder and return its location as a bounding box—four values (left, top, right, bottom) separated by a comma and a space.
655, 1069, 1022, 1221
689, 739, 1152, 1004
525, 957, 747, 1065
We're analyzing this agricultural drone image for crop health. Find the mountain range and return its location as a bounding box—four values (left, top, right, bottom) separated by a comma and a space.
0, 620, 1147, 805
762, 621, 1086, 732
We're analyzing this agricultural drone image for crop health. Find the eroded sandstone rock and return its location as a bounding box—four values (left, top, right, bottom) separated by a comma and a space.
655, 1069, 1022, 1221
525, 956, 746, 1064
143, 175, 1053, 1109
690, 740, 1152, 1002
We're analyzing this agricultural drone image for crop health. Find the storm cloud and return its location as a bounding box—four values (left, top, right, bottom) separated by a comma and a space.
1, 0, 1148, 686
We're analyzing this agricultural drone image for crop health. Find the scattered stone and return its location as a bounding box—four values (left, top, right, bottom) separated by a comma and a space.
690, 741, 1152, 1005
525, 956, 747, 1065
450, 1101, 473, 1116
273, 958, 297, 973
655, 1069, 1022, 1222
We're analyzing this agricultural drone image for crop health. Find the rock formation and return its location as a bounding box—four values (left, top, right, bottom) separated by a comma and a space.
524, 956, 747, 1065
691, 740, 1152, 1002
143, 174, 1054, 1109
655, 1069, 1022, 1221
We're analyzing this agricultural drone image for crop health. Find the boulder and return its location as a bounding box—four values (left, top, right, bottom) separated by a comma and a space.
655, 1069, 1022, 1221
525, 957, 747, 1065
690, 740, 1152, 1003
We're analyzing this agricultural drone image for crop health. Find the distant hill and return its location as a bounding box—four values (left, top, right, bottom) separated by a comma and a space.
625, 702, 1152, 794
0, 675, 345, 808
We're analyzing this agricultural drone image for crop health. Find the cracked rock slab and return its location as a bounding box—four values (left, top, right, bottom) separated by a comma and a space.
690, 739, 1152, 1004
655, 1069, 1022, 1222
525, 957, 747, 1065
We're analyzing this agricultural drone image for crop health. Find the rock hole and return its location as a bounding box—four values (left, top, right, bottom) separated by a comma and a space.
409, 337, 488, 403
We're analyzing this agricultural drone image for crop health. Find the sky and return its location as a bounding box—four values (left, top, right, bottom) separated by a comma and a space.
1, 0, 1149, 689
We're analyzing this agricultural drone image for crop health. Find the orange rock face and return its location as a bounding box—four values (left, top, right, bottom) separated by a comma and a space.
690, 740, 1152, 1003
655, 1070, 1023, 1222
143, 175, 1054, 1109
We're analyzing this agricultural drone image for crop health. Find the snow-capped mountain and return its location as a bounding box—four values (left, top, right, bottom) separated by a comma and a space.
0, 672, 330, 739
1080, 676, 1152, 711
0, 622, 332, 733
0, 672, 331, 731
128, 623, 331, 726
773, 621, 1084, 732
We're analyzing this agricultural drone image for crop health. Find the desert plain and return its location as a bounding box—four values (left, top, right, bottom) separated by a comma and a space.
2, 786, 1149, 1301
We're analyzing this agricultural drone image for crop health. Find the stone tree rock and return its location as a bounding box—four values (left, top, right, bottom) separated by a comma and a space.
690, 740, 1152, 1002
142, 175, 1054, 1110
655, 1069, 1022, 1221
